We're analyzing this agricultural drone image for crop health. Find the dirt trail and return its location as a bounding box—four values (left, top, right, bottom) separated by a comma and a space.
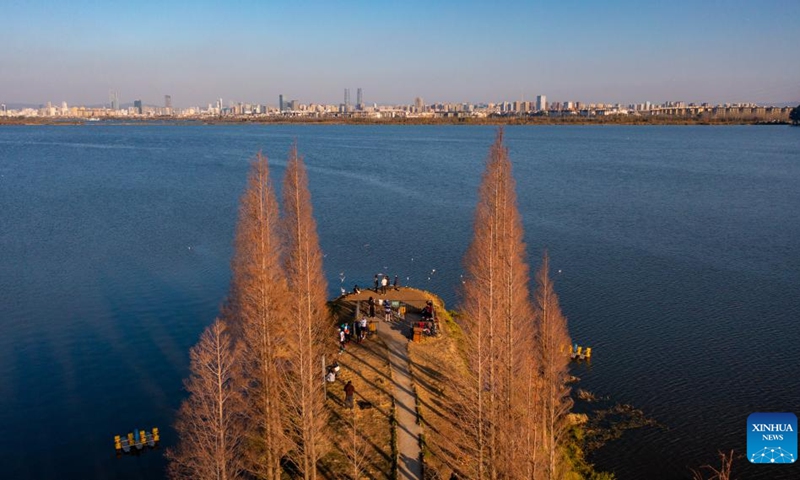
377, 316, 422, 480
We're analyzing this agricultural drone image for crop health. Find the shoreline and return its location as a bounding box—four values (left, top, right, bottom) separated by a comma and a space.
0, 117, 792, 127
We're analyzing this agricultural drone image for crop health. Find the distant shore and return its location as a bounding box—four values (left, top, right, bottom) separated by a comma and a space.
0, 116, 791, 126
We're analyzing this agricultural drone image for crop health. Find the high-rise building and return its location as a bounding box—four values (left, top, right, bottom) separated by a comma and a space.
164, 95, 172, 110
536, 95, 547, 112
356, 88, 363, 109
134, 100, 143, 114
1, 104, 6, 113
414, 97, 424, 111
279, 94, 284, 112
344, 89, 351, 108
109, 90, 119, 111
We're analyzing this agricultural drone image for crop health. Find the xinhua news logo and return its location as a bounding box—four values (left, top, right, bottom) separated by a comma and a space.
747, 412, 796, 464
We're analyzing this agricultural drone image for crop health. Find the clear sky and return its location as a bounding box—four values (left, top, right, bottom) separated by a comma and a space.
2, 0, 799, 107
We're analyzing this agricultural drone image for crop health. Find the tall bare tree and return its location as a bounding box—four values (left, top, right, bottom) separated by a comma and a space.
282, 144, 330, 480
229, 152, 290, 480
168, 319, 244, 480
534, 252, 573, 480
344, 410, 368, 480
458, 129, 537, 479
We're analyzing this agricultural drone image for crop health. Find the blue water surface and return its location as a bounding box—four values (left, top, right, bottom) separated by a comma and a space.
0, 124, 798, 479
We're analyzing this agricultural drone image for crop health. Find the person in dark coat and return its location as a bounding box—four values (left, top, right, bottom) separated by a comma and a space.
374, 274, 379, 292
344, 381, 355, 409
393, 275, 399, 290
368, 296, 376, 318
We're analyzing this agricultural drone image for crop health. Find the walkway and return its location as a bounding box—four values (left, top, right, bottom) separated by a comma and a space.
376, 316, 422, 480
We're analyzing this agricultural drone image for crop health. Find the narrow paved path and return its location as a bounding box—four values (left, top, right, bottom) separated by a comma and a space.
376, 316, 422, 480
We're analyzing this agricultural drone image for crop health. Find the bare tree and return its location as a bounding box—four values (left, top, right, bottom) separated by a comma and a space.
282, 144, 331, 480
534, 252, 573, 480
229, 152, 290, 480
691, 450, 735, 480
457, 129, 538, 479
345, 410, 368, 480
168, 319, 244, 480
522, 359, 543, 479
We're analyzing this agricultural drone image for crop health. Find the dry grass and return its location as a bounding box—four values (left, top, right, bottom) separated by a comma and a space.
323, 291, 470, 479
319, 301, 394, 479
407, 298, 469, 480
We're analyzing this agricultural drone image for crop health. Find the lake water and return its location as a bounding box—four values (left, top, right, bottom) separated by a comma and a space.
1, 124, 798, 479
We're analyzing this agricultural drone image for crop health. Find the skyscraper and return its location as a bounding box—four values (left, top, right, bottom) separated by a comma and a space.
109, 90, 119, 111
414, 97, 424, 111
164, 95, 172, 110
134, 99, 143, 114
356, 88, 363, 109
536, 95, 547, 112
344, 88, 351, 108
279, 94, 284, 112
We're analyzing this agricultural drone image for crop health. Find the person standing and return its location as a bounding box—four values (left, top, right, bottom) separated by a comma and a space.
368, 296, 376, 318
374, 274, 379, 293
380, 275, 388, 294
339, 328, 346, 354
384, 299, 392, 322
360, 316, 368, 340
393, 275, 399, 291
344, 381, 355, 409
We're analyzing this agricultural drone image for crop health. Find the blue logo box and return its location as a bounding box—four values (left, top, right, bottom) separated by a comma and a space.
747, 412, 796, 464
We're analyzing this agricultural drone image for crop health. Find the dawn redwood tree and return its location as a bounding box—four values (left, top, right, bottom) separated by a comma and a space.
282, 144, 331, 480
458, 129, 538, 479
168, 319, 244, 480
345, 411, 368, 480
229, 152, 290, 480
534, 252, 573, 480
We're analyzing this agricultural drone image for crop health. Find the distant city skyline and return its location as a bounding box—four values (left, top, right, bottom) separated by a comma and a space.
2, 1, 799, 107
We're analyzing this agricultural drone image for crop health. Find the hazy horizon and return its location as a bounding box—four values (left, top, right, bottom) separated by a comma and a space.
2, 0, 799, 108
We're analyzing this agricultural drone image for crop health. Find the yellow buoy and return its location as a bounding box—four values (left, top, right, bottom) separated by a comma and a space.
585, 347, 592, 360
152, 427, 160, 443
114, 435, 122, 450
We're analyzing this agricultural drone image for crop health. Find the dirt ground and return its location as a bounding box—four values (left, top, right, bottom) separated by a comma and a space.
323, 289, 460, 480
320, 301, 395, 479
406, 299, 467, 480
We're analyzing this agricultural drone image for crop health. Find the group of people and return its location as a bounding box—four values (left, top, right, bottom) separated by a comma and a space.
325, 362, 356, 410
330, 272, 407, 410
420, 300, 437, 336
368, 296, 395, 323
373, 274, 399, 294
338, 318, 370, 354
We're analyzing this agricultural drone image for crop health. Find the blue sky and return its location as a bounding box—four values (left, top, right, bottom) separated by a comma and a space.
1, 0, 798, 107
